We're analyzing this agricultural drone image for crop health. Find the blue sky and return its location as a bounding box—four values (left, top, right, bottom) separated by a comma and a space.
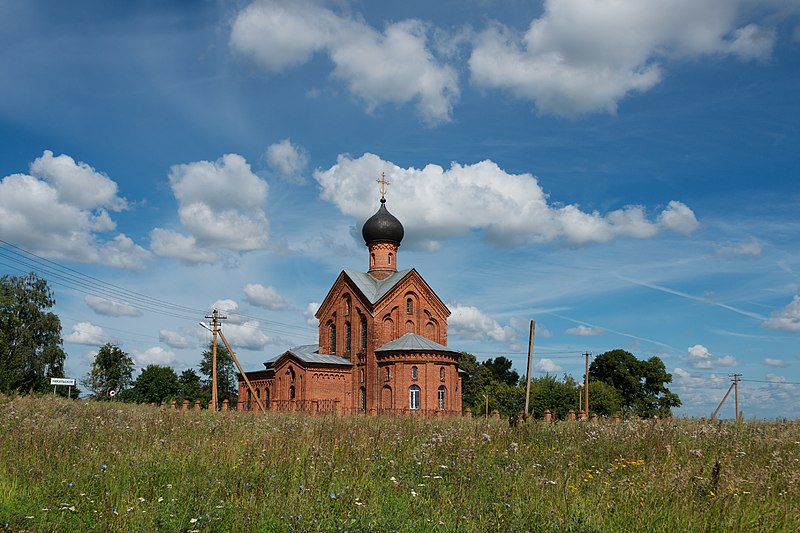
1, 0, 798, 418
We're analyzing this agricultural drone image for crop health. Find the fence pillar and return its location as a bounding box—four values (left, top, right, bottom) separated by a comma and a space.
222, 399, 229, 412
544, 409, 552, 422
491, 409, 500, 419
568, 409, 576, 421
194, 400, 201, 410
464, 407, 472, 418
170, 400, 177, 411
182, 400, 189, 410
160, 401, 166, 411
591, 413, 598, 424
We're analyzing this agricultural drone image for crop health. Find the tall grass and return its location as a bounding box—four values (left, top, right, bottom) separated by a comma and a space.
0, 395, 798, 532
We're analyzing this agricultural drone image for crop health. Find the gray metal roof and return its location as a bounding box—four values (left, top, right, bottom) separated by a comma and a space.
375, 332, 459, 354
265, 344, 352, 368
344, 269, 412, 304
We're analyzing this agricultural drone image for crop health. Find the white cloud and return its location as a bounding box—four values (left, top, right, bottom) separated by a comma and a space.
469, 0, 776, 116
133, 346, 176, 367
265, 139, 308, 184
304, 302, 321, 327
244, 283, 289, 310
149, 229, 219, 264
223, 321, 270, 351
0, 151, 150, 269
534, 358, 563, 373
448, 304, 515, 343
686, 344, 738, 369
764, 294, 800, 332
658, 201, 700, 235
230, 1, 458, 124
159, 329, 193, 349
315, 153, 697, 248
151, 154, 269, 262
763, 358, 786, 367
85, 295, 141, 317
672, 367, 726, 389
64, 322, 112, 346
765, 373, 786, 384
713, 237, 762, 257
566, 325, 603, 336
209, 299, 248, 325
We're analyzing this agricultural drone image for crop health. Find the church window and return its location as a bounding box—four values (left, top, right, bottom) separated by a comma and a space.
385, 367, 391, 381
246, 389, 252, 411
409, 385, 420, 410
330, 324, 337, 354
388, 252, 393, 265
440, 367, 445, 381
255, 387, 260, 400
411, 366, 418, 380
438, 386, 446, 410
360, 387, 367, 412
264, 387, 270, 408
360, 368, 364, 383
344, 298, 351, 316
289, 386, 295, 400
345, 321, 352, 354
360, 315, 367, 351
406, 298, 413, 314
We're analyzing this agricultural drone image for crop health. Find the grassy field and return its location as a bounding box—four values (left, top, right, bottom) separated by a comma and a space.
0, 396, 798, 532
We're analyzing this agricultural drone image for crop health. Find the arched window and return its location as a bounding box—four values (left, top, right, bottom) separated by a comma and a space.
409, 385, 420, 410
255, 387, 260, 400
388, 252, 393, 265
371, 253, 375, 267
360, 315, 367, 351
385, 366, 391, 381
289, 385, 296, 400
438, 386, 446, 410
411, 366, 418, 380
440, 367, 445, 381
264, 387, 270, 409
330, 324, 337, 354
360, 368, 365, 383
360, 387, 367, 412
406, 298, 413, 315
345, 321, 352, 354
246, 389, 252, 411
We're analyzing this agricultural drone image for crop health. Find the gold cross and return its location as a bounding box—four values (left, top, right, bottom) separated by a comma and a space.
376, 172, 390, 199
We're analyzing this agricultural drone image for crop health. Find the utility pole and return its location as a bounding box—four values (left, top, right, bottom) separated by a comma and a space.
733, 373, 741, 420
584, 352, 591, 417
524, 320, 536, 416
204, 309, 226, 412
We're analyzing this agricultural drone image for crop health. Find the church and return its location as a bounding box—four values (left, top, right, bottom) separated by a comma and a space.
237, 182, 463, 416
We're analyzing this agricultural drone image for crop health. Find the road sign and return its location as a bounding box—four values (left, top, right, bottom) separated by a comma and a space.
50, 378, 76, 386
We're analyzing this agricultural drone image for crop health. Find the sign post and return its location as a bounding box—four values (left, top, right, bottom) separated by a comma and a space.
50, 377, 76, 398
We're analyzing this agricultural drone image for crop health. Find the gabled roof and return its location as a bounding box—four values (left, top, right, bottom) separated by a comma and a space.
265, 344, 352, 368
344, 269, 413, 305
375, 332, 459, 354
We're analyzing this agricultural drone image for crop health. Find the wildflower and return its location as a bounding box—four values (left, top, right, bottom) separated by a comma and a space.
329, 492, 336, 499
410, 489, 418, 497
101, 464, 107, 473
157, 497, 164, 503
190, 518, 198, 523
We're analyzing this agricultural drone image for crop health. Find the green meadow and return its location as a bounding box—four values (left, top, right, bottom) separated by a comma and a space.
1, 396, 798, 532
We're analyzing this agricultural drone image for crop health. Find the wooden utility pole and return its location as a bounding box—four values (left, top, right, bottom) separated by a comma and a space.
711, 374, 741, 420
218, 329, 266, 413
584, 352, 590, 417
524, 320, 536, 416
204, 309, 226, 411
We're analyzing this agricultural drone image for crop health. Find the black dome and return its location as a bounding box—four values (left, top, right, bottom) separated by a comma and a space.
362, 198, 404, 246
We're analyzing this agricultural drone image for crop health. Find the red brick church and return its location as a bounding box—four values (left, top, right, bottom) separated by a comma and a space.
237, 184, 463, 415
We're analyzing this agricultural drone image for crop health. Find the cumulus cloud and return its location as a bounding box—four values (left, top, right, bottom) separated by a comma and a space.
469, 0, 776, 116
64, 322, 112, 346
764, 294, 800, 332
265, 139, 308, 184
763, 358, 786, 367
448, 304, 516, 343
133, 346, 176, 367
222, 321, 270, 351
315, 153, 698, 248
230, 1, 458, 124
85, 295, 141, 317
209, 299, 248, 324
566, 325, 603, 336
672, 367, 726, 389
713, 237, 762, 257
534, 358, 563, 373
686, 344, 738, 369
0, 151, 150, 269
244, 283, 289, 310
159, 329, 193, 349
150, 154, 269, 263
304, 302, 321, 327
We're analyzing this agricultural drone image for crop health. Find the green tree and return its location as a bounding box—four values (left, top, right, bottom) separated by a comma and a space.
483, 356, 520, 386
179, 368, 202, 401
589, 349, 681, 418
460, 353, 524, 417
0, 272, 67, 394
587, 380, 623, 417
84, 343, 134, 399
125, 365, 180, 404
528, 374, 579, 419
200, 341, 237, 407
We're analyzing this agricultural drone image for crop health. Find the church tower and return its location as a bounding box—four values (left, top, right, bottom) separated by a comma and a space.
361, 174, 404, 280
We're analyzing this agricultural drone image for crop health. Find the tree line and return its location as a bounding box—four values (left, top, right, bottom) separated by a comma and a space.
460, 350, 681, 419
